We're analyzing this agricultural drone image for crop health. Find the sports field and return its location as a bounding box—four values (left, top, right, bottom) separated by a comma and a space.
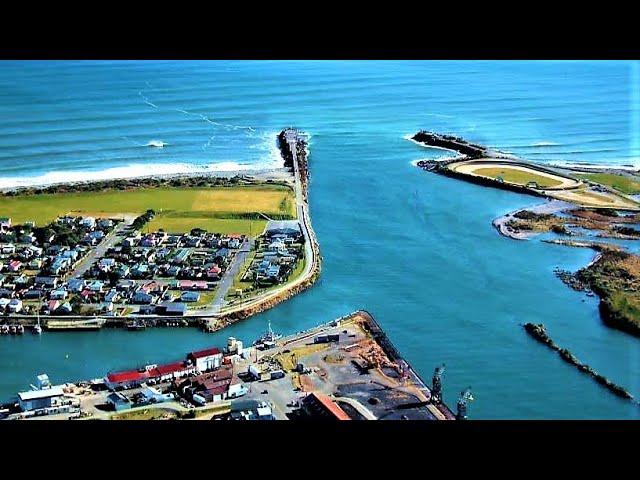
0, 185, 295, 234
451, 161, 580, 189
471, 167, 564, 188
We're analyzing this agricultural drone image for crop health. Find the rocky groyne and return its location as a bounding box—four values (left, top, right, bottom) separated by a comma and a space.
412, 131, 486, 158
523, 322, 635, 402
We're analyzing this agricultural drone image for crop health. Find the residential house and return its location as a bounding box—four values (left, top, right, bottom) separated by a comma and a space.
98, 219, 114, 229
46, 300, 61, 313
116, 264, 130, 278
133, 291, 154, 304
181, 291, 200, 303
14, 274, 29, 287
172, 249, 191, 265
0, 288, 12, 299
67, 279, 85, 293
20, 233, 36, 244
23, 289, 44, 300
35, 276, 58, 289
104, 289, 119, 303
80, 217, 96, 229
29, 258, 43, 269
157, 301, 187, 316
50, 289, 68, 300
87, 280, 105, 293
57, 302, 73, 314
206, 265, 221, 279
0, 217, 11, 232
8, 260, 22, 272
8, 298, 23, 313
122, 237, 138, 248
1, 244, 15, 254
0, 298, 10, 311
98, 258, 116, 272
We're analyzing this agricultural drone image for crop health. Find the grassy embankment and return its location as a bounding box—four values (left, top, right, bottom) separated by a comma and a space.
0, 185, 295, 235
575, 172, 640, 195
577, 249, 640, 336
472, 167, 563, 188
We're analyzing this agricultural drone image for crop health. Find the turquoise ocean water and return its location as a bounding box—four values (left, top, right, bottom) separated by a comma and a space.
1, 60, 639, 418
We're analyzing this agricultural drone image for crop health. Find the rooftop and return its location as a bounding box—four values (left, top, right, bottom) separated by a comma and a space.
18, 386, 65, 401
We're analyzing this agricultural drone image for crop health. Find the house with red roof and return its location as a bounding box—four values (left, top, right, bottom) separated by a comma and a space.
187, 347, 223, 372
104, 368, 150, 390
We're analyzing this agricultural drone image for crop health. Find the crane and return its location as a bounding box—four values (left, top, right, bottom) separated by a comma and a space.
431, 364, 445, 404
456, 387, 474, 420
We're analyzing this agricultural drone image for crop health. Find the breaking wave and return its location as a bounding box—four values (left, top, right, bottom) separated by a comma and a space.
0, 160, 284, 189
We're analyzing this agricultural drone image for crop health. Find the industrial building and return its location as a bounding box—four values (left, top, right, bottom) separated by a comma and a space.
228, 400, 274, 420
17, 386, 66, 412
188, 347, 223, 372
301, 392, 351, 421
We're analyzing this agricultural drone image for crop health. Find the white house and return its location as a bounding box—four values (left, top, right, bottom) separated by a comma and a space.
187, 347, 223, 372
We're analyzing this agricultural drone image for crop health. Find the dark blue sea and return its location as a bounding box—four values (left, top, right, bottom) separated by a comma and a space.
1, 60, 639, 418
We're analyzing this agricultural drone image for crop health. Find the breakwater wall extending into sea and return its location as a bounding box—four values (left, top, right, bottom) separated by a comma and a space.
211, 128, 322, 331
523, 322, 636, 403
412, 131, 486, 158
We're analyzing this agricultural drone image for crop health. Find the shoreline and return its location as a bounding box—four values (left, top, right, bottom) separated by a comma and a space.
0, 166, 293, 194
0, 129, 319, 332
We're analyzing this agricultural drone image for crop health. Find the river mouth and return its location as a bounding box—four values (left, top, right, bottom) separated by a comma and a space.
1, 61, 639, 419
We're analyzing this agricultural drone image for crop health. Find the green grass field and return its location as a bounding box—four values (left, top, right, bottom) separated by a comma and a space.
148, 216, 266, 236
0, 185, 294, 234
472, 167, 563, 188
576, 173, 640, 195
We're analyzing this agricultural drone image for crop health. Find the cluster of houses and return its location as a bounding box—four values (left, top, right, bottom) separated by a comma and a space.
86, 230, 241, 283
243, 220, 304, 288
0, 212, 248, 316
77, 230, 245, 315
0, 216, 116, 315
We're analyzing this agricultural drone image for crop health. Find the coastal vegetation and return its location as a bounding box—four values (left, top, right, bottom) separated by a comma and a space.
575, 249, 640, 337
0, 185, 295, 235
575, 172, 640, 195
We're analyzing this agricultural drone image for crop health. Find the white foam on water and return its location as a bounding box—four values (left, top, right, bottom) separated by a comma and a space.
0, 161, 277, 189
145, 140, 167, 148
532, 141, 560, 147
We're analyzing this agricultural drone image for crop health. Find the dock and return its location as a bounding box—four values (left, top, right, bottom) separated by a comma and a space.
3, 310, 462, 421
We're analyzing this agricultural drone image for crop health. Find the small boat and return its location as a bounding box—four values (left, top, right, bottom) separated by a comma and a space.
16, 325, 24, 335
126, 320, 146, 331
33, 307, 42, 335
1, 325, 8, 335
253, 320, 282, 349
10, 325, 17, 335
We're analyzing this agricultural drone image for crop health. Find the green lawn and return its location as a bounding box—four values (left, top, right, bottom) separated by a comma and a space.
472, 167, 563, 188
148, 216, 266, 236
0, 185, 296, 226
576, 173, 640, 195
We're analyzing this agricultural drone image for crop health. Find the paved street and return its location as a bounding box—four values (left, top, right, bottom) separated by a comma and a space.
68, 217, 134, 279
203, 239, 251, 315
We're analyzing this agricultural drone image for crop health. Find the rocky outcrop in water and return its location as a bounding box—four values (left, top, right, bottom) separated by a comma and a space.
523, 323, 635, 401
